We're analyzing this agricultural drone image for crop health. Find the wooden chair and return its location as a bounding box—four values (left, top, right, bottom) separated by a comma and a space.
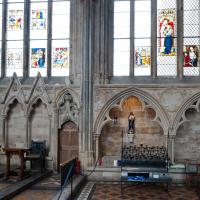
25, 140, 46, 172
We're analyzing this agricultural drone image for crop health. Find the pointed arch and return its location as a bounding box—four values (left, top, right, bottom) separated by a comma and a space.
94, 87, 170, 136
27, 96, 52, 116
2, 96, 27, 116
172, 92, 200, 135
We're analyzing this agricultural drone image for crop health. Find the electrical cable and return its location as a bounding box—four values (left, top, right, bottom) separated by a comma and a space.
79, 158, 99, 177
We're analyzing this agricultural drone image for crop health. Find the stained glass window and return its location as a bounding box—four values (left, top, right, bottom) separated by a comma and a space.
113, 1, 130, 76
29, 1, 48, 77
183, 0, 200, 76
30, 40, 47, 77
7, 3, 24, 40
30, 2, 48, 39
6, 41, 23, 77
52, 0, 70, 76
6, 2, 24, 77
134, 0, 151, 76
157, 0, 177, 76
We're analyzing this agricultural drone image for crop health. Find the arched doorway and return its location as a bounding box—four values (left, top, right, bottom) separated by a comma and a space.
58, 121, 79, 166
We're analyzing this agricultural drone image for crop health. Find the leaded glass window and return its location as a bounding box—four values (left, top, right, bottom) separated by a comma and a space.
134, 0, 151, 76
113, 0, 151, 77
113, 1, 130, 76
183, 0, 200, 76
157, 0, 177, 76
52, 0, 70, 76
6, 1, 24, 77
0, 1, 2, 77
29, 1, 48, 77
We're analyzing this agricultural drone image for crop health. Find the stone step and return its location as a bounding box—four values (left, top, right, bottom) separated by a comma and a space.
0, 170, 52, 200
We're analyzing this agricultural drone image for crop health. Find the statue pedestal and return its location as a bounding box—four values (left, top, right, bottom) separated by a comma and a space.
127, 133, 135, 143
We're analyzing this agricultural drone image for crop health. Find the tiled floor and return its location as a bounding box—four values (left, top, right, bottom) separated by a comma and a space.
12, 174, 61, 200
91, 184, 199, 200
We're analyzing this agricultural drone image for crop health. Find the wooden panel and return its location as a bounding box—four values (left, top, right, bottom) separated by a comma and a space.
59, 121, 78, 165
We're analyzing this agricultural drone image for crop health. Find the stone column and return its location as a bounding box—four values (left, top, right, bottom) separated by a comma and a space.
93, 0, 113, 84
52, 104, 58, 171
168, 135, 175, 164
69, 0, 82, 85
94, 133, 99, 161
177, 0, 183, 80
48, 115, 52, 154
151, 0, 157, 78
5, 116, 8, 147
80, 0, 94, 168
25, 114, 31, 148
1, 115, 6, 147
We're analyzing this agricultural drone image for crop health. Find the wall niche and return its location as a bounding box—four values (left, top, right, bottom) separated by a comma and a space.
99, 96, 164, 158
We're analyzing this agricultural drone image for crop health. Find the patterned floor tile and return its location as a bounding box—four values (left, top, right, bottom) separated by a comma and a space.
91, 184, 199, 200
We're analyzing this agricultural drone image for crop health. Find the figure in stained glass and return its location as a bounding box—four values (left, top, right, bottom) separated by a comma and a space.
184, 45, 199, 67
158, 8, 176, 56
31, 10, 47, 30
135, 47, 150, 66
31, 48, 46, 68
8, 10, 23, 30
53, 48, 69, 68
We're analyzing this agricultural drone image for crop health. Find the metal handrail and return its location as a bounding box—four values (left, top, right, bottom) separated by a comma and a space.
57, 163, 74, 200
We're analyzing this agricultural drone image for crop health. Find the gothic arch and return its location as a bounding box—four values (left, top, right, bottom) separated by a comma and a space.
172, 92, 200, 135
2, 96, 27, 116
55, 88, 81, 109
55, 88, 80, 128
94, 87, 170, 136
27, 96, 52, 117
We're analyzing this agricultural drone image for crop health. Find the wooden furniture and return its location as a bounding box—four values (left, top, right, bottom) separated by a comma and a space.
3, 147, 28, 180
24, 140, 46, 172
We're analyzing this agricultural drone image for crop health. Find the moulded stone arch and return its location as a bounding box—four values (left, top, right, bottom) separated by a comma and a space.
55, 88, 80, 128
94, 87, 170, 136
27, 96, 52, 117
172, 92, 200, 136
2, 96, 27, 116
55, 88, 81, 109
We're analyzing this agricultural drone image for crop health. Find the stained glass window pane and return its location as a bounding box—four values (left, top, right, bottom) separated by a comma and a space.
183, 0, 200, 76
30, 2, 48, 39
157, 0, 177, 76
52, 40, 69, 76
29, 40, 47, 77
114, 1, 130, 76
7, 3, 24, 40
52, 1, 70, 39
6, 41, 23, 77
134, 0, 151, 76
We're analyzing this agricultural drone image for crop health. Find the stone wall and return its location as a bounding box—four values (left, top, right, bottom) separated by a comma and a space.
175, 109, 200, 161
7, 100, 26, 148
100, 97, 164, 157
30, 99, 50, 151
0, 79, 200, 168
